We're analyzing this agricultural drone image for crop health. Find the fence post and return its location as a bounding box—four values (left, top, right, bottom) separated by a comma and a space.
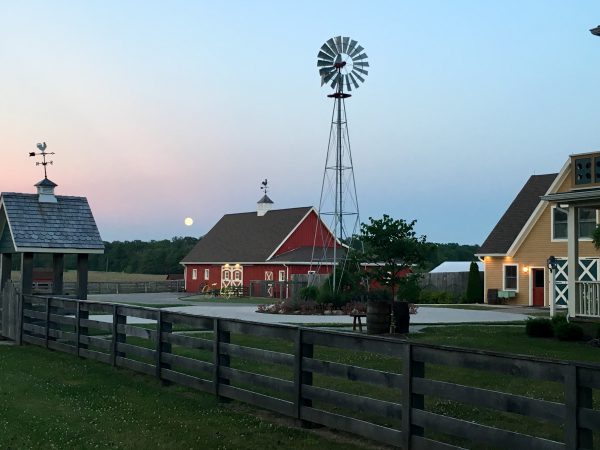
17, 293, 24, 346
156, 311, 172, 384
294, 327, 313, 427
112, 305, 126, 367
213, 318, 230, 402
565, 365, 593, 450
44, 297, 50, 348
402, 343, 424, 450
75, 301, 81, 357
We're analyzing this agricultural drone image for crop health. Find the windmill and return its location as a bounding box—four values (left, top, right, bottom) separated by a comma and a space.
312, 36, 368, 293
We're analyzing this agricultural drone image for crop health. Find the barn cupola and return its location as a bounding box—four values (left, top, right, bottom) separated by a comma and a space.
257, 178, 273, 216
257, 194, 273, 216
35, 178, 58, 203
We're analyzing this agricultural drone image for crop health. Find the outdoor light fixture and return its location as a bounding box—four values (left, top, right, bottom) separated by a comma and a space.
591, 25, 600, 36
522, 266, 529, 273
547, 255, 557, 272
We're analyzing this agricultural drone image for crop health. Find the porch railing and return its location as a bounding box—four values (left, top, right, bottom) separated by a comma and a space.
575, 281, 600, 318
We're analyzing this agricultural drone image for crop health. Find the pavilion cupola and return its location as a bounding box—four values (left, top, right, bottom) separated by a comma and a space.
257, 194, 274, 216
35, 178, 58, 203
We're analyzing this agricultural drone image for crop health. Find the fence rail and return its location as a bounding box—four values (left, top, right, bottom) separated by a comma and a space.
2, 289, 600, 449
576, 281, 600, 318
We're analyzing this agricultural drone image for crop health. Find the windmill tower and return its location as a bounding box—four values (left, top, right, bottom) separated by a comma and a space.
312, 36, 369, 292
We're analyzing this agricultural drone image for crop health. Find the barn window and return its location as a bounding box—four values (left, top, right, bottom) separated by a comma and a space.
503, 264, 518, 291
279, 270, 286, 281
234, 270, 241, 281
192, 269, 197, 280
224, 271, 230, 281
204, 269, 209, 280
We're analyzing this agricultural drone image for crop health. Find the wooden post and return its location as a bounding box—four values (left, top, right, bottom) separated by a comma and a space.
45, 297, 50, 348
567, 206, 578, 318
76, 301, 88, 354
156, 311, 172, 384
20, 252, 34, 296
294, 328, 313, 427
0, 253, 12, 291
213, 318, 230, 402
111, 305, 126, 366
565, 365, 593, 450
402, 343, 424, 450
52, 254, 64, 295
76, 254, 89, 300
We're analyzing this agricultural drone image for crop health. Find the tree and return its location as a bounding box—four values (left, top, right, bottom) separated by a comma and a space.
360, 215, 431, 300
465, 261, 483, 303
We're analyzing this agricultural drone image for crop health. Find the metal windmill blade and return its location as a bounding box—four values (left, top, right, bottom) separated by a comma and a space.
317, 36, 369, 92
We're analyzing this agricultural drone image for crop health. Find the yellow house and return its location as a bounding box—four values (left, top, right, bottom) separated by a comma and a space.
476, 153, 600, 309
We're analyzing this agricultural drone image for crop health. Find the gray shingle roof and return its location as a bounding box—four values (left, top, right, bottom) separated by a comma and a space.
181, 207, 312, 263
0, 192, 104, 252
478, 173, 557, 255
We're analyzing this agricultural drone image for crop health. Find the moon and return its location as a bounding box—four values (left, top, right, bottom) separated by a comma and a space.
184, 217, 193, 226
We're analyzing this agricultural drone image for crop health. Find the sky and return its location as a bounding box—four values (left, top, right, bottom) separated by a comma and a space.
2, 1, 600, 245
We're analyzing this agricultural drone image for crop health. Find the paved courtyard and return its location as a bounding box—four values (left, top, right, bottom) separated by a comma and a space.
88, 293, 536, 325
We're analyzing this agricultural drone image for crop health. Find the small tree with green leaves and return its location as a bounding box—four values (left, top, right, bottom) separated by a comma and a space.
465, 261, 483, 303
360, 215, 431, 300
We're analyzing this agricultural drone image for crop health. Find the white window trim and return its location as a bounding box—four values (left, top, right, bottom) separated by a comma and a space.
550, 205, 597, 242
192, 268, 198, 280
502, 263, 518, 292
307, 270, 316, 275
204, 268, 209, 280
279, 270, 286, 282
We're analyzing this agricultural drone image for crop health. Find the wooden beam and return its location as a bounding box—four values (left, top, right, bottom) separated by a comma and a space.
567, 206, 578, 318
76, 253, 89, 300
52, 253, 64, 295
0, 253, 12, 290
20, 252, 33, 295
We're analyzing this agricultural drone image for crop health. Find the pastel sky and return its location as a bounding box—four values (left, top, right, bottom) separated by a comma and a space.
2, 1, 600, 244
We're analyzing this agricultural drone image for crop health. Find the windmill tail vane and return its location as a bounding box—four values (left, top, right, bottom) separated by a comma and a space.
29, 142, 55, 179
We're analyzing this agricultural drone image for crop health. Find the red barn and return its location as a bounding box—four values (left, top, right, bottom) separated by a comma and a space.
181, 198, 342, 296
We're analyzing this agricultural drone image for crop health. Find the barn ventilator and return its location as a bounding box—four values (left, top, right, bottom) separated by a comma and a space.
311, 36, 368, 293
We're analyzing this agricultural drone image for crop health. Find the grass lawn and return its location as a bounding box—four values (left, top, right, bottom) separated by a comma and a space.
0, 344, 368, 450
11, 271, 166, 282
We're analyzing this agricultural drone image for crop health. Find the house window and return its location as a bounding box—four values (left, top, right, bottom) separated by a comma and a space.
279, 270, 286, 281
553, 206, 597, 239
204, 269, 209, 280
503, 265, 518, 291
192, 269, 197, 280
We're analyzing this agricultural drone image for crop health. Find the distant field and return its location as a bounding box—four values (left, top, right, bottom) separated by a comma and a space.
10, 271, 166, 282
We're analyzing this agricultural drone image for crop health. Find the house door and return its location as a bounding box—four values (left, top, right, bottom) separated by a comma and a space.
532, 269, 544, 306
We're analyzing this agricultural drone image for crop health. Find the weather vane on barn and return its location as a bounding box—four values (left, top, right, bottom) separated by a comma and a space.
261, 179, 269, 195
29, 142, 55, 179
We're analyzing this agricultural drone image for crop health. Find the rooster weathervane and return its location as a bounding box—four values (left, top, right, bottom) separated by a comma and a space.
29, 142, 55, 179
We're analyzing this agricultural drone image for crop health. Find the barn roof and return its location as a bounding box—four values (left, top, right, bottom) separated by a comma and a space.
0, 192, 104, 253
269, 246, 345, 264
477, 173, 556, 255
181, 207, 313, 263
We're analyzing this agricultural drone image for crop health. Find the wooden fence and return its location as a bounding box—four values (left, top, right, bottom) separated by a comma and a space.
2, 291, 600, 449
31, 280, 185, 295
419, 271, 483, 298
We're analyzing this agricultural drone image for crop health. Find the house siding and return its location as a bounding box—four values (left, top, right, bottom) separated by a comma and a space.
484, 170, 600, 305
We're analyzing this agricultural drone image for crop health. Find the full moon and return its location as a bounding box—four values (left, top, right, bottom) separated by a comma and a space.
184, 217, 193, 226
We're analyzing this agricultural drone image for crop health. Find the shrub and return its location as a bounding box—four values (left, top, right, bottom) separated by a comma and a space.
554, 322, 584, 341
551, 314, 567, 329
396, 274, 422, 302
465, 261, 483, 303
367, 289, 392, 302
417, 290, 457, 304
525, 318, 554, 338
298, 285, 319, 301
597, 325, 600, 339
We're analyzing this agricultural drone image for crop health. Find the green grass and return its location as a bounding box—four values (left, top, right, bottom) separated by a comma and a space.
0, 345, 366, 449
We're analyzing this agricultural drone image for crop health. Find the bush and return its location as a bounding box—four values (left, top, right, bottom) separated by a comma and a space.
551, 314, 567, 329
525, 318, 554, 338
298, 285, 319, 301
465, 261, 483, 303
396, 274, 421, 302
367, 289, 392, 302
417, 290, 458, 304
554, 322, 584, 341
